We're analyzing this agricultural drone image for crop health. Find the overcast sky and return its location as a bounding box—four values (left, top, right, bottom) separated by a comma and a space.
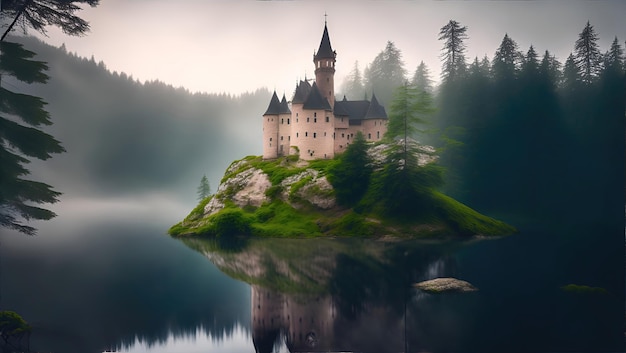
27, 0, 626, 95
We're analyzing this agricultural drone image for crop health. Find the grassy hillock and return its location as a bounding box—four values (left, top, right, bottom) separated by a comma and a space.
169, 149, 516, 239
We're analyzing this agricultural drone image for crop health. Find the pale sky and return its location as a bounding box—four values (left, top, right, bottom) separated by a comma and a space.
24, 0, 626, 95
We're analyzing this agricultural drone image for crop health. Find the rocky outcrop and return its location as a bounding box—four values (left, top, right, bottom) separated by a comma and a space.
204, 158, 336, 218
413, 277, 478, 293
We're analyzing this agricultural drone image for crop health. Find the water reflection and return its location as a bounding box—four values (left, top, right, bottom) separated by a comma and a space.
183, 237, 473, 353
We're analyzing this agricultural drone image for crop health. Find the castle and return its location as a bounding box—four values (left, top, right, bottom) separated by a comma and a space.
262, 22, 388, 160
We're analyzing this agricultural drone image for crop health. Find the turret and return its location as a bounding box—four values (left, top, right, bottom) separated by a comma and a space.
313, 23, 336, 107
262, 91, 281, 159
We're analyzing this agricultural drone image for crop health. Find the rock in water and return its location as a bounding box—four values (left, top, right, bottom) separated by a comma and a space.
413, 277, 478, 293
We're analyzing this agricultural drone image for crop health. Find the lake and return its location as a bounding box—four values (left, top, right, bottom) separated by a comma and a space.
0, 197, 623, 352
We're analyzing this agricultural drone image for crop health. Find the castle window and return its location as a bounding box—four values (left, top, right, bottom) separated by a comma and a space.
329, 91, 331, 97
341, 118, 344, 122
324, 132, 326, 136
314, 118, 317, 123
314, 112, 317, 117
296, 118, 299, 123
296, 113, 298, 117
281, 136, 283, 141
326, 116, 329, 122
341, 133, 345, 138
347, 135, 350, 140
267, 118, 269, 122
368, 133, 371, 139
313, 132, 316, 138
269, 137, 272, 141
327, 77, 329, 82
288, 136, 291, 141
287, 118, 290, 124
305, 132, 308, 137
377, 131, 380, 139
281, 118, 284, 124
339, 145, 342, 149
333, 133, 335, 139
296, 132, 299, 137
307, 117, 310, 123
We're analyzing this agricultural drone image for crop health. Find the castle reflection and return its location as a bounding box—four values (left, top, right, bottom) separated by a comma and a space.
183, 237, 475, 353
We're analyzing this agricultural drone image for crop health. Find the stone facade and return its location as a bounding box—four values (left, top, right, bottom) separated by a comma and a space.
263, 23, 388, 161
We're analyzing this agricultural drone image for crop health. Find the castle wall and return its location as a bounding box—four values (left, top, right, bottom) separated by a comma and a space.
358, 118, 387, 142
262, 114, 279, 159
291, 108, 335, 160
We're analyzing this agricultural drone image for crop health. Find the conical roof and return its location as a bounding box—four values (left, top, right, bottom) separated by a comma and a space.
292, 80, 312, 104
263, 91, 281, 115
303, 82, 332, 110
314, 24, 336, 60
364, 93, 387, 119
279, 94, 291, 114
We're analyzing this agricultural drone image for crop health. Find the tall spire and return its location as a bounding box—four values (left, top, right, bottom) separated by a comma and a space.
314, 22, 335, 60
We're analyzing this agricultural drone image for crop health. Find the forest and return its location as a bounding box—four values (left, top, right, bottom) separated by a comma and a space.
340, 20, 624, 228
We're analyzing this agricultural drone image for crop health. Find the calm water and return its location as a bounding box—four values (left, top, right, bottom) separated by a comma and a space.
0, 198, 623, 352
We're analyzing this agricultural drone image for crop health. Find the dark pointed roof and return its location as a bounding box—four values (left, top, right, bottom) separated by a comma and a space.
303, 82, 332, 111
364, 93, 387, 119
292, 80, 312, 104
279, 94, 291, 114
333, 94, 388, 123
314, 24, 336, 60
263, 91, 281, 115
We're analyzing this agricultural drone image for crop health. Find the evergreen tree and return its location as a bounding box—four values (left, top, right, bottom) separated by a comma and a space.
0, 41, 64, 235
0, 0, 99, 41
561, 53, 580, 92
574, 21, 603, 84
363, 41, 406, 106
197, 174, 211, 201
411, 61, 433, 93
0, 1, 96, 234
438, 20, 468, 81
340, 60, 365, 100
492, 33, 521, 82
384, 82, 434, 147
327, 131, 371, 206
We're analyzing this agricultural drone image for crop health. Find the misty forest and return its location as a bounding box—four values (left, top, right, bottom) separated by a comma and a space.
0, 2, 624, 352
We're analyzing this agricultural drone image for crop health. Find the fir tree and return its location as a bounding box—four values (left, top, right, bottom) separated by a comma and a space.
327, 132, 371, 207
574, 21, 603, 84
0, 0, 99, 41
363, 41, 406, 106
197, 174, 211, 201
438, 20, 468, 81
0, 42, 65, 235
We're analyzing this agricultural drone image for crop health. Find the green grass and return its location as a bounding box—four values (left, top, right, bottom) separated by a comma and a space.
431, 191, 517, 236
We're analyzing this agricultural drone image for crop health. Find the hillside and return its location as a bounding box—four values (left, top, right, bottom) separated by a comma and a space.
5, 35, 270, 201
169, 147, 516, 239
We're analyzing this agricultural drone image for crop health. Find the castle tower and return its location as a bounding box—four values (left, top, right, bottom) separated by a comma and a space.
277, 94, 292, 156
313, 22, 336, 108
262, 91, 281, 159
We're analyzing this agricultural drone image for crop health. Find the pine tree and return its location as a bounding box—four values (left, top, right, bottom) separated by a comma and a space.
1, 0, 99, 41
574, 21, 603, 84
197, 174, 211, 201
340, 61, 365, 100
327, 132, 371, 206
492, 34, 520, 82
438, 20, 468, 81
363, 41, 406, 106
411, 61, 433, 93
0, 41, 65, 235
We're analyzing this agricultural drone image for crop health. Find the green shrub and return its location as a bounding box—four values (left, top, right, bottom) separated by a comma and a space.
211, 208, 252, 237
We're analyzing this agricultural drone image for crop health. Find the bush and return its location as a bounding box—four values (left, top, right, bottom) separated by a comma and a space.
211, 208, 252, 237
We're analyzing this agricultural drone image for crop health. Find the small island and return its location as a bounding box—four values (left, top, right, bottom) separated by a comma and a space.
169, 140, 515, 239
170, 22, 515, 240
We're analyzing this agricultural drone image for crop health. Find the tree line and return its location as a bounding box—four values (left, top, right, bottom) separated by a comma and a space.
341, 20, 624, 225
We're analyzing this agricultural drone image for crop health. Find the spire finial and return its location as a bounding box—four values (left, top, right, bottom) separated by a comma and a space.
324, 12, 327, 25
